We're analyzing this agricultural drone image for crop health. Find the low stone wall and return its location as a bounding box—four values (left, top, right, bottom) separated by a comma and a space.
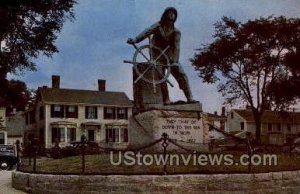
12, 171, 300, 193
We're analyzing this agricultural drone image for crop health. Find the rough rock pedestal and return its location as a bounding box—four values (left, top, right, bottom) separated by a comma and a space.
129, 102, 205, 151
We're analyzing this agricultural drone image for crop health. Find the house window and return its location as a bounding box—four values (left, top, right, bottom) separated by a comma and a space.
52, 128, 65, 143
240, 122, 244, 131
67, 128, 76, 142
276, 123, 281, 131
106, 128, 128, 143
106, 128, 114, 142
287, 124, 291, 132
231, 112, 234, 119
51, 105, 64, 118
268, 123, 272, 132
66, 106, 78, 118
0, 133, 4, 144
39, 106, 44, 120
114, 129, 120, 142
54, 105, 61, 111
104, 107, 115, 119
85, 106, 97, 119
117, 108, 128, 119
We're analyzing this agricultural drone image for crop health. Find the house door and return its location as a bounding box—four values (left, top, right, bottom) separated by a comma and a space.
88, 129, 95, 142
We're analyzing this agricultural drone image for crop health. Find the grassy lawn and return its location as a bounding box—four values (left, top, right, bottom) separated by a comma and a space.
19, 152, 300, 175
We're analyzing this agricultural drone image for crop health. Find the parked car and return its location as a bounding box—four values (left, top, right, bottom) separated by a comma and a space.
0, 145, 18, 170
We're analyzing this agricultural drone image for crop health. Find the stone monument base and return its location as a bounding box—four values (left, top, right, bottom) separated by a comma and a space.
128, 105, 208, 152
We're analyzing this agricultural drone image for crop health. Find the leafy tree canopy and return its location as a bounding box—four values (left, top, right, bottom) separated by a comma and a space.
191, 16, 300, 143
0, 79, 34, 114
0, 0, 76, 77
0, 0, 76, 112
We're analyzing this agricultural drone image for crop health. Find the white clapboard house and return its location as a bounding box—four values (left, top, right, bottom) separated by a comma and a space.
24, 75, 133, 149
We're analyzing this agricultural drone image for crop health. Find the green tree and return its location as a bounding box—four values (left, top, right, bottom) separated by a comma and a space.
268, 43, 300, 105
2, 80, 34, 114
191, 16, 300, 143
0, 0, 76, 85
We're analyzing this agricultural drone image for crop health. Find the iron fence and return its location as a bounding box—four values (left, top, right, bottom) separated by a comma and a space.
14, 124, 300, 175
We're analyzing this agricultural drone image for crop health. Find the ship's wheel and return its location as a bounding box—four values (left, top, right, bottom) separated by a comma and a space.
124, 43, 174, 93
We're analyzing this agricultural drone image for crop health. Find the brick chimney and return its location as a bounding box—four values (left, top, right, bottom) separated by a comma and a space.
98, 79, 106, 91
221, 107, 225, 116
52, 75, 60, 89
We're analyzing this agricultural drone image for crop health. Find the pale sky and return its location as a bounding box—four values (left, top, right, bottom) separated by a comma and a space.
10, 0, 300, 113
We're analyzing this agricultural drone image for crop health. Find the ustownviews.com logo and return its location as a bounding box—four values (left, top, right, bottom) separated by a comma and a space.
110, 151, 278, 166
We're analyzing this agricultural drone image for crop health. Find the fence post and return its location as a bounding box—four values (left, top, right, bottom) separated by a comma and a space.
28, 138, 32, 166
33, 138, 38, 172
246, 132, 252, 173
16, 140, 20, 171
81, 135, 86, 174
161, 133, 169, 175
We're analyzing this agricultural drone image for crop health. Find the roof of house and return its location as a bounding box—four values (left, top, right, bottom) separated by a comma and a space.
234, 109, 300, 123
205, 112, 227, 120
38, 87, 133, 107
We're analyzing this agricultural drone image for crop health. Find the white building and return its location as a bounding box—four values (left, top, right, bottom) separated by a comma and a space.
24, 75, 133, 149
227, 109, 300, 144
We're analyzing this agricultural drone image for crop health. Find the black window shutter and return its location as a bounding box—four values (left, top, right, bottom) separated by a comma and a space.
52, 128, 54, 143
51, 105, 54, 117
116, 108, 119, 119
105, 128, 108, 143
65, 105, 69, 118
61, 105, 65, 118
85, 106, 88, 118
125, 108, 128, 119
95, 107, 98, 119
104, 107, 108, 119
113, 108, 116, 119
75, 106, 78, 118
58, 128, 61, 142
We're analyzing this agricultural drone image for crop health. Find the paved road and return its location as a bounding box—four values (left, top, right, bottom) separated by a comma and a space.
0, 171, 26, 194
